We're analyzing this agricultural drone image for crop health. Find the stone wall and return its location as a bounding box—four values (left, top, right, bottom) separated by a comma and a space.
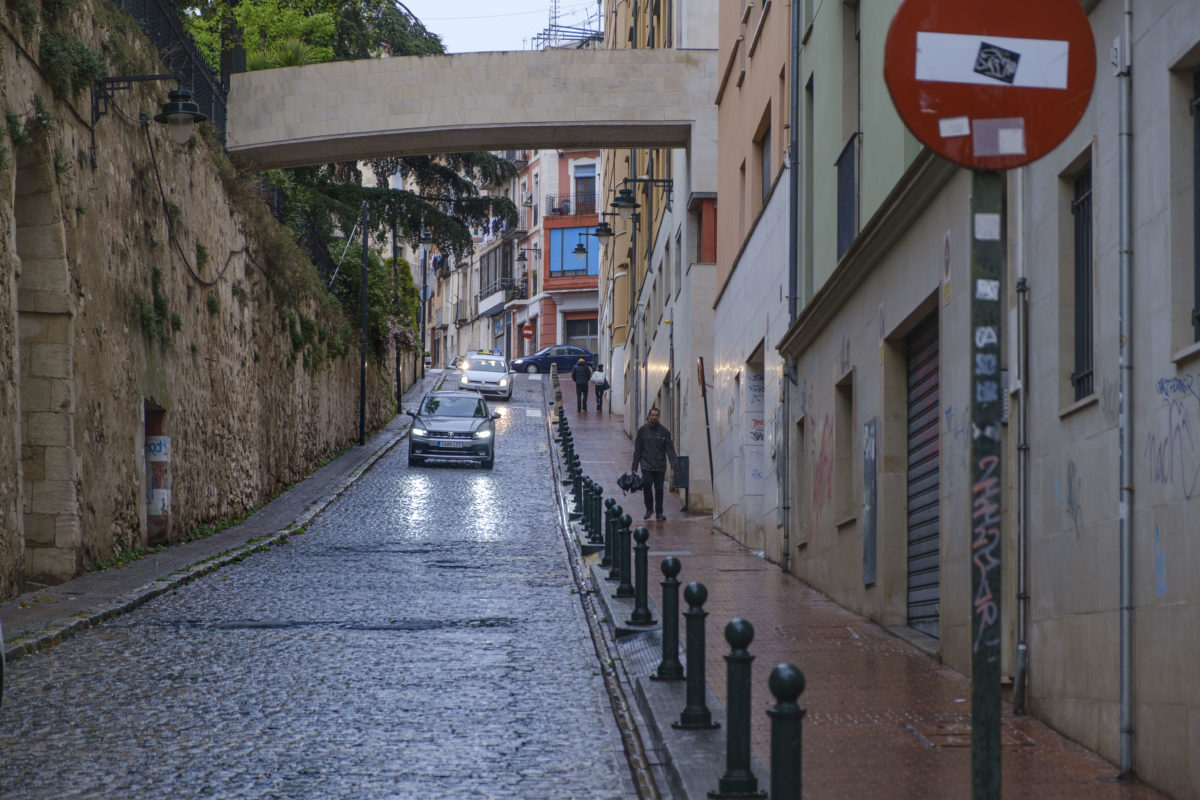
0, 1, 409, 598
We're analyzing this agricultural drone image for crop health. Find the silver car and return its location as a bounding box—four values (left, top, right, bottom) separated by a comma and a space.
457, 354, 514, 400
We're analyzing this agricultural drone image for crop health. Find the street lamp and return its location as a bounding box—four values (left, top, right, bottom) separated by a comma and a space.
610, 177, 675, 218
418, 226, 434, 376
89, 74, 206, 167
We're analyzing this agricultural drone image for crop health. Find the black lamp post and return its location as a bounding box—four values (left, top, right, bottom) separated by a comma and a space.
418, 226, 433, 377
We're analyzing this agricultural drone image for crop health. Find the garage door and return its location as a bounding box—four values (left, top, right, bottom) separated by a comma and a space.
906, 317, 940, 638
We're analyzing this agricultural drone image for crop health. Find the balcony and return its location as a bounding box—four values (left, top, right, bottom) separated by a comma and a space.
544, 192, 597, 216
454, 298, 470, 326
478, 276, 517, 300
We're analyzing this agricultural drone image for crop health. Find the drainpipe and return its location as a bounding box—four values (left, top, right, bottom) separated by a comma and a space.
779, 0, 801, 574
1012, 161, 1030, 712
1116, 0, 1135, 777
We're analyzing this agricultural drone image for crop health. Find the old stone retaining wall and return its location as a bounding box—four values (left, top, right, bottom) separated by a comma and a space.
0, 1, 409, 598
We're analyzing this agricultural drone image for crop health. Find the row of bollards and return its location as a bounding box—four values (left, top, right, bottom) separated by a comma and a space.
554, 403, 805, 799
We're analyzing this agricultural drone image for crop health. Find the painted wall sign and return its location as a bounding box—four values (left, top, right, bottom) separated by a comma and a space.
884, 0, 1096, 170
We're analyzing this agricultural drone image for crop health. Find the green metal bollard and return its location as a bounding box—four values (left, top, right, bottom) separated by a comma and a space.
607, 509, 626, 580
602, 498, 617, 567
674, 582, 719, 730
652, 556, 684, 681
614, 514, 635, 598
767, 663, 806, 800
711, 618, 765, 797
627, 527, 656, 625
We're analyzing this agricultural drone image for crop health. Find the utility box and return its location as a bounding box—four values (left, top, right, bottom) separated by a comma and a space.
671, 456, 689, 490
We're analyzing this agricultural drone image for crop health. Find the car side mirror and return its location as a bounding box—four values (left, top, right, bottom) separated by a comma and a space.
491, 412, 501, 420
405, 408, 417, 417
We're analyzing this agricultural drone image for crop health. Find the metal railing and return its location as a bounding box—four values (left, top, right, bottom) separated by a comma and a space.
113, 0, 228, 144
544, 192, 597, 216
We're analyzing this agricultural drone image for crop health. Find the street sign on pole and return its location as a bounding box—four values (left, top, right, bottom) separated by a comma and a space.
522, 325, 534, 339
884, 0, 1096, 170
883, 2, 1097, 798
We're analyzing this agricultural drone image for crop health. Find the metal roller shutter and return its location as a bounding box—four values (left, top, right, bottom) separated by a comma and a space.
906, 318, 941, 638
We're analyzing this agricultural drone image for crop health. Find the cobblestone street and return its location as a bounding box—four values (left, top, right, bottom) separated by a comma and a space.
0, 376, 635, 799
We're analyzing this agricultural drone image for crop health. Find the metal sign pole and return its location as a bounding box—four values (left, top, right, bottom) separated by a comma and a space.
969, 170, 1003, 800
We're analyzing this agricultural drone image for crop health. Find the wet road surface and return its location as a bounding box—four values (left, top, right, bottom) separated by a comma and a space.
0, 377, 635, 799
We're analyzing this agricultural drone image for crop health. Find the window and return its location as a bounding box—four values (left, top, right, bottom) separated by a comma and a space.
836, 133, 860, 259
834, 373, 855, 522
548, 226, 599, 277
1071, 162, 1094, 399
760, 124, 772, 204
574, 164, 596, 214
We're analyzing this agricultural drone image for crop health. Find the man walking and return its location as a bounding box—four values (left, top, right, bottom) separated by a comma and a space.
571, 358, 593, 412
631, 407, 678, 520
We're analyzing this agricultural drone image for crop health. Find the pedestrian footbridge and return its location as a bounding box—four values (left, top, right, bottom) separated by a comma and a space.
226, 48, 718, 170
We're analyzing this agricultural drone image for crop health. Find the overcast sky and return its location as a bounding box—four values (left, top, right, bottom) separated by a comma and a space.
402, 0, 603, 54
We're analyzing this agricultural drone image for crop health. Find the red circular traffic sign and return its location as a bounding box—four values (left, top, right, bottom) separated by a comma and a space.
884, 0, 1096, 170
522, 325, 533, 339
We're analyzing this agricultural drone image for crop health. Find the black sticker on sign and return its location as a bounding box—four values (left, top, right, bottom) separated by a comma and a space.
974, 42, 1020, 84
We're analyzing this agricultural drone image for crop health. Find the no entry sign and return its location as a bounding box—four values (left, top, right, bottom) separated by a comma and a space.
522, 325, 534, 339
884, 0, 1096, 170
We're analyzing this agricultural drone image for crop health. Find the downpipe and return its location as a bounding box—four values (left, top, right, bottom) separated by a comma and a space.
780, 0, 802, 573
1117, 0, 1135, 777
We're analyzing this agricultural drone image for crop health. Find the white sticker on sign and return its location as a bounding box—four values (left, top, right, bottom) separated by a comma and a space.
916, 31, 1069, 89
939, 116, 971, 138
975, 279, 1000, 301
974, 213, 1001, 241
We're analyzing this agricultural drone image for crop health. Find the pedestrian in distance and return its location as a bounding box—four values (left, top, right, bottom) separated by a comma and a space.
590, 364, 610, 413
571, 357, 593, 412
631, 407, 678, 520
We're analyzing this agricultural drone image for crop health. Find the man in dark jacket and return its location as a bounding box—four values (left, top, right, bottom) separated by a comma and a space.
631, 407, 678, 520
571, 358, 593, 412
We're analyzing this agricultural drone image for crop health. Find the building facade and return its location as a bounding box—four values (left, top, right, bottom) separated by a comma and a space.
709, 1, 1200, 796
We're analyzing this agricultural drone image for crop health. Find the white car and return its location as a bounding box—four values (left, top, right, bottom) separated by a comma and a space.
458, 355, 514, 400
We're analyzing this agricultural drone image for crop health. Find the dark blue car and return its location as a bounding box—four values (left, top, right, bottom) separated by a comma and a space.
510, 344, 595, 374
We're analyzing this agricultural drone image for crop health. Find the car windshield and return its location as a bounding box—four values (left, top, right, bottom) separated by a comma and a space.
467, 358, 506, 372
421, 396, 488, 417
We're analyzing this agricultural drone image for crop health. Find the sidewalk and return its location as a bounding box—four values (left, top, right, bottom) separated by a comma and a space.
1, 371, 445, 662
551, 376, 1170, 800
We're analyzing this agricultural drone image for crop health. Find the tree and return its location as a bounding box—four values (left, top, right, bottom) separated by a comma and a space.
179, 0, 517, 362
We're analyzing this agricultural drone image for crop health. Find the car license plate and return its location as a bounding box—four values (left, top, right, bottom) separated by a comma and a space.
437, 440, 466, 448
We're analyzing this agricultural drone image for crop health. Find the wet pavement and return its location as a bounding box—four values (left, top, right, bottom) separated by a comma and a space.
0, 368, 1176, 799
0, 371, 635, 799
551, 375, 1173, 799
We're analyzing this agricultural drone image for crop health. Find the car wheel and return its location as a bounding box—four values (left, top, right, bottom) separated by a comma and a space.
525, 363, 539, 374
408, 451, 422, 467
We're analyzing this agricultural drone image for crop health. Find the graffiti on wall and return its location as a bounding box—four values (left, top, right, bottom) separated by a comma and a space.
1144, 398, 1200, 501
972, 453, 1001, 655
1052, 460, 1084, 538
811, 414, 835, 525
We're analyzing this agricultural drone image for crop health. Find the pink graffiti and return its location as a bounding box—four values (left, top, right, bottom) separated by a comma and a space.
811, 414, 834, 523
971, 454, 1001, 654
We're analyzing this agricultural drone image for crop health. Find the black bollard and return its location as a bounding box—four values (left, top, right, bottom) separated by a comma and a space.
602, 498, 617, 567
712, 618, 765, 798
561, 433, 574, 486
652, 556, 684, 681
767, 663, 806, 800
674, 582, 719, 730
626, 527, 656, 625
571, 456, 583, 509
614, 514, 635, 598
589, 483, 605, 543
607, 509, 627, 580
580, 478, 594, 529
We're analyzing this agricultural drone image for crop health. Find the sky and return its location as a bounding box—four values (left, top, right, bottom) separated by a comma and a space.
400, 0, 604, 54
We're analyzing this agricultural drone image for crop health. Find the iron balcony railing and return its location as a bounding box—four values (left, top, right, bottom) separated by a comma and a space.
543, 192, 597, 216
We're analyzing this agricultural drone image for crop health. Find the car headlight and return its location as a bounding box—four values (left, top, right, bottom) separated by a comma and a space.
460, 374, 469, 384
474, 429, 492, 439
499, 378, 508, 387
412, 427, 429, 438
